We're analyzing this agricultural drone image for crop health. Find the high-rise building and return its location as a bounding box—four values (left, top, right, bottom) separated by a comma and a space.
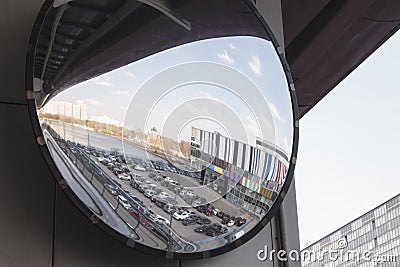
301, 194, 400, 267
42, 101, 87, 121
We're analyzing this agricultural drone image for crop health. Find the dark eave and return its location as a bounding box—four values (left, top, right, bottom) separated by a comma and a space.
283, 0, 400, 117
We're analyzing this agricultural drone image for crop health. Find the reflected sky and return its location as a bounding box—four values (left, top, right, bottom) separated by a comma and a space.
52, 36, 293, 155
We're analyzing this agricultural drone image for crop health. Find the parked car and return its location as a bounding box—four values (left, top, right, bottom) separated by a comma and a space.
196, 216, 211, 225
163, 203, 176, 214
158, 192, 170, 199
117, 195, 131, 209
134, 165, 146, 171
144, 189, 155, 198
173, 210, 189, 221
155, 215, 170, 226
117, 173, 131, 181
216, 210, 226, 218
226, 219, 235, 227
104, 184, 118, 195
206, 230, 221, 237
138, 184, 150, 193
194, 225, 209, 233
192, 197, 207, 207
185, 208, 197, 216
235, 217, 247, 226
182, 217, 196, 226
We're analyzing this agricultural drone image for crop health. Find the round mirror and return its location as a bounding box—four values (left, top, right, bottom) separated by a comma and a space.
26, 0, 298, 259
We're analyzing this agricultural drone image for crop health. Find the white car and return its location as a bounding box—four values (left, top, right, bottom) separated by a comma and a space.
97, 156, 106, 162
155, 215, 170, 226
134, 165, 146, 171
227, 219, 235, 227
131, 172, 143, 178
144, 189, 155, 198
185, 209, 197, 216
164, 177, 174, 183
173, 210, 189, 221
118, 173, 131, 181
159, 192, 170, 199
117, 195, 131, 209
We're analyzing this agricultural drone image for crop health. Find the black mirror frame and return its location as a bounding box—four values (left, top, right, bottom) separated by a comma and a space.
25, 0, 299, 260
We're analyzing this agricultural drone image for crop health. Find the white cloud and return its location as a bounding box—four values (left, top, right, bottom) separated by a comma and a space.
229, 43, 237, 50
125, 71, 136, 79
268, 102, 285, 123
83, 74, 115, 87
217, 50, 235, 65
248, 55, 262, 76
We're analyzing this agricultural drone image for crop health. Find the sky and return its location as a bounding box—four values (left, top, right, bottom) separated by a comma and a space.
295, 30, 400, 249
51, 36, 293, 153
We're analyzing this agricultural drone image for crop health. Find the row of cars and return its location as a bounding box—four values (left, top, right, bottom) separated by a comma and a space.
194, 203, 247, 227
92, 147, 248, 240
139, 171, 249, 237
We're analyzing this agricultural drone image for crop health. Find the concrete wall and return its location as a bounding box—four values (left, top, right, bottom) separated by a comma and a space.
0, 0, 300, 266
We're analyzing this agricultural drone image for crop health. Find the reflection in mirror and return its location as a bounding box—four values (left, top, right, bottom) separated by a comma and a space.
30, 0, 297, 258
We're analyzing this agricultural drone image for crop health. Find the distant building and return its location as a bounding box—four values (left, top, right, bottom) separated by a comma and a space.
42, 101, 87, 121
90, 115, 123, 127
301, 194, 400, 267
146, 126, 162, 149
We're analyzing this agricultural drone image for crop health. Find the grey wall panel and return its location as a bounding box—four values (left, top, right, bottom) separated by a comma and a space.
181, 223, 275, 267
53, 186, 179, 267
0, 103, 55, 267
280, 179, 301, 267
0, 0, 44, 104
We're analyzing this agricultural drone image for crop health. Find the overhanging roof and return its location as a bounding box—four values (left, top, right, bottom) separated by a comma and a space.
283, 0, 400, 117
32, 0, 400, 117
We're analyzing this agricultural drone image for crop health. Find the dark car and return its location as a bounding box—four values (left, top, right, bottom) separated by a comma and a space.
210, 223, 222, 230
196, 216, 211, 225
182, 217, 196, 226
235, 217, 247, 226
196, 205, 207, 213
217, 211, 226, 218
206, 230, 221, 237
222, 213, 231, 220
194, 225, 209, 233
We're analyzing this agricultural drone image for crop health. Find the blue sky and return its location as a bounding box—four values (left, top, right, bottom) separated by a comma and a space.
296, 30, 400, 248
53, 36, 293, 153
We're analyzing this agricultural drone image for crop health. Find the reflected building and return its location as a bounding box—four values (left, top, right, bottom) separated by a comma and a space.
40, 101, 88, 121
190, 127, 289, 218
301, 194, 400, 267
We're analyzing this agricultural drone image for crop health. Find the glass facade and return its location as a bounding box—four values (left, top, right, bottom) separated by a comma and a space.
301, 194, 400, 267
190, 127, 289, 218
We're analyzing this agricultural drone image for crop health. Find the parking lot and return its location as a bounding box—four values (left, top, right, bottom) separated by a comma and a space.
92, 150, 259, 251
46, 121, 259, 252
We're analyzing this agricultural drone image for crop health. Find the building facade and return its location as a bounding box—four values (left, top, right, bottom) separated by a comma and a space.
301, 194, 400, 267
190, 127, 289, 218
41, 101, 88, 121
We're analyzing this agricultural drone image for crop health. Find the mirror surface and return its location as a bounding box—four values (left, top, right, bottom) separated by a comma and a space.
29, 0, 297, 257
